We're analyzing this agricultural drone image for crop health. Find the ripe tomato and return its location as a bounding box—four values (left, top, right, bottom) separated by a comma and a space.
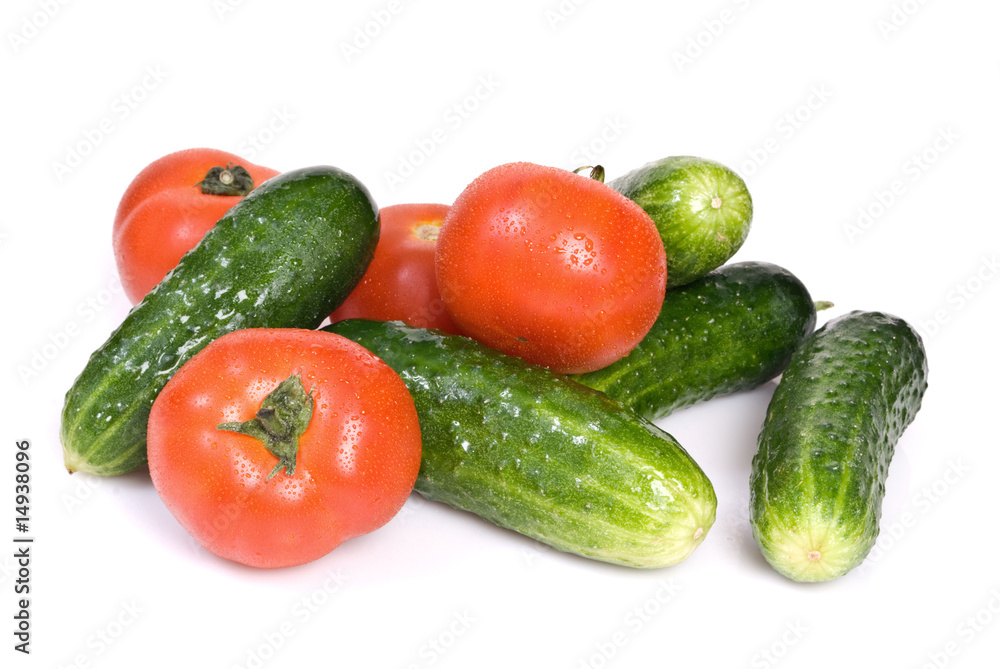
435, 162, 667, 374
147, 328, 422, 569
113, 148, 279, 304
329, 203, 461, 334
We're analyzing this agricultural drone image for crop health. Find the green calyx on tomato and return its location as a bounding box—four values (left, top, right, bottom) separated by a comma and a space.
198, 164, 255, 196
217, 373, 314, 480
572, 164, 606, 182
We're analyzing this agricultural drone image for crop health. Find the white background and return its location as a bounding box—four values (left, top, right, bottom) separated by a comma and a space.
2, 1, 998, 667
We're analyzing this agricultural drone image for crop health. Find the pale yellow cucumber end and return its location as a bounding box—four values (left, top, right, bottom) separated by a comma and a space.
755, 517, 870, 583
643, 495, 716, 569
61, 430, 83, 474
63, 446, 95, 476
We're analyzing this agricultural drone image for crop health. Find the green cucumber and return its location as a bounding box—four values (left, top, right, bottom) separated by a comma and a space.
611, 156, 752, 288
61, 166, 379, 476
749, 310, 928, 582
323, 319, 717, 569
574, 261, 818, 420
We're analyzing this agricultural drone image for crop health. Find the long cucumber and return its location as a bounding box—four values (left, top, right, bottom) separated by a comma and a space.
324, 319, 717, 569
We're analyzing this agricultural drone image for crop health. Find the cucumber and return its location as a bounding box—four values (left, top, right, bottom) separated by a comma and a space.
611, 156, 752, 288
61, 166, 379, 476
749, 310, 928, 582
323, 319, 717, 569
573, 262, 818, 420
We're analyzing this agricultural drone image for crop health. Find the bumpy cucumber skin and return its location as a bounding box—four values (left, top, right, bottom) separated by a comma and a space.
574, 262, 816, 420
61, 166, 379, 476
749, 311, 928, 582
323, 319, 717, 569
611, 156, 752, 288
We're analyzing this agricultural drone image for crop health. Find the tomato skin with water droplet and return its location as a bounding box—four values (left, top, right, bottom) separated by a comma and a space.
147, 328, 422, 568
330, 203, 461, 334
435, 162, 667, 374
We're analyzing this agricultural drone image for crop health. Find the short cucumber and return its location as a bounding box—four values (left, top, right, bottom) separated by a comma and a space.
749, 310, 928, 582
61, 166, 379, 476
323, 319, 717, 569
573, 262, 817, 420
611, 156, 752, 288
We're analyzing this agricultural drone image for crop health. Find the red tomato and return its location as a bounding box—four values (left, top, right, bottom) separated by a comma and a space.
329, 203, 461, 334
147, 328, 422, 569
113, 148, 279, 304
435, 162, 667, 374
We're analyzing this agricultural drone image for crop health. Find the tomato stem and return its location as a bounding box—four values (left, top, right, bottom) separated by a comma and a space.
217, 373, 314, 479
572, 165, 606, 183
198, 164, 255, 196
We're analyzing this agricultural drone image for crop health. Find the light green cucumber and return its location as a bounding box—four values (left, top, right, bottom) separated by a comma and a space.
611, 156, 752, 288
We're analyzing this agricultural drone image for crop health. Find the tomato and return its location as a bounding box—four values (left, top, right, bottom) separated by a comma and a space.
147, 328, 422, 569
434, 162, 667, 375
329, 203, 461, 334
113, 148, 279, 304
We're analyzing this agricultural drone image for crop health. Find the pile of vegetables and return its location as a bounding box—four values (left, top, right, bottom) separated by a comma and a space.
60, 148, 927, 582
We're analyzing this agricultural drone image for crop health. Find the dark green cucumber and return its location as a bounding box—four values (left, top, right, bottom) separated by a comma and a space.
749, 310, 928, 582
573, 262, 817, 420
611, 156, 752, 288
61, 166, 379, 476
323, 319, 717, 568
